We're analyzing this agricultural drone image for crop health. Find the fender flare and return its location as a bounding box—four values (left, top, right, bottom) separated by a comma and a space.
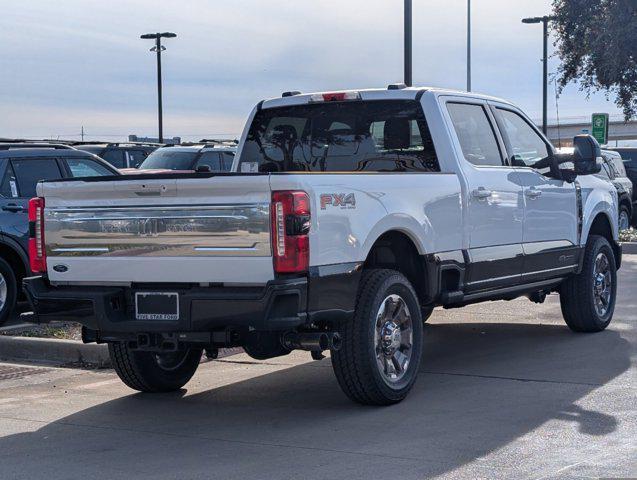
0, 235, 29, 276
360, 214, 431, 260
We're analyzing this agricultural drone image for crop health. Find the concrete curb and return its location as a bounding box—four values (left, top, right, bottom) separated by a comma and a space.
0, 336, 110, 367
621, 242, 637, 255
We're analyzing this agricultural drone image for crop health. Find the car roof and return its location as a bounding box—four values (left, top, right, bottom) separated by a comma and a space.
260, 86, 514, 110
158, 145, 237, 153
0, 146, 98, 159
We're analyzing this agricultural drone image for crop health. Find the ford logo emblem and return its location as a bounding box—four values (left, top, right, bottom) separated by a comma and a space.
53, 264, 68, 273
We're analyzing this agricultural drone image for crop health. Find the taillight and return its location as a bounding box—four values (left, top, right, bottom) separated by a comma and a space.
28, 197, 46, 273
271, 191, 310, 274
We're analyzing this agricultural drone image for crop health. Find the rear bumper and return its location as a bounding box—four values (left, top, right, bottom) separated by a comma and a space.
22, 276, 309, 333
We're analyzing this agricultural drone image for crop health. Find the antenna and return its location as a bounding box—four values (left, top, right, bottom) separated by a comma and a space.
553, 78, 562, 149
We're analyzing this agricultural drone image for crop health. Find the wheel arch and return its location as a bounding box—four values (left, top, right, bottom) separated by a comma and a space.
0, 236, 29, 287
582, 212, 621, 269
362, 229, 431, 307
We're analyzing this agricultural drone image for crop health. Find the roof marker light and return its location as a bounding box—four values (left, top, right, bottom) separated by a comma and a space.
309, 91, 362, 103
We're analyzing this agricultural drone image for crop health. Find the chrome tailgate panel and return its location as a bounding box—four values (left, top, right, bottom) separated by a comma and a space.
38, 175, 274, 285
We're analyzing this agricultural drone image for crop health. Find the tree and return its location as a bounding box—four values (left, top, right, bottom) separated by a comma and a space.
552, 0, 637, 119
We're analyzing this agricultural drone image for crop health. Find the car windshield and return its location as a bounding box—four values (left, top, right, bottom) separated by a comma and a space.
139, 150, 198, 170
74, 145, 104, 155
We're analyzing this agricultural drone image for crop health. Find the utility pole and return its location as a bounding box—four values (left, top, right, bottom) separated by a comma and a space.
404, 0, 412, 86
81, 125, 84, 142
140, 32, 177, 143
522, 16, 555, 134
467, 0, 471, 92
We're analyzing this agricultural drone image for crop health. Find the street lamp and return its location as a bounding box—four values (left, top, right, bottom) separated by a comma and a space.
522, 16, 555, 135
404, 0, 412, 87
467, 0, 471, 92
140, 32, 177, 143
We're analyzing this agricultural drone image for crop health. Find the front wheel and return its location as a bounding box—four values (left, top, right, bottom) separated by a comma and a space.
108, 342, 202, 392
560, 235, 617, 332
618, 205, 631, 231
331, 269, 423, 405
0, 258, 17, 327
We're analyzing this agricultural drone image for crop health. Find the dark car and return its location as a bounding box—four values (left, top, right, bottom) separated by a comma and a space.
609, 147, 637, 225
599, 149, 633, 230
73, 142, 160, 169
122, 143, 237, 174
0, 143, 118, 324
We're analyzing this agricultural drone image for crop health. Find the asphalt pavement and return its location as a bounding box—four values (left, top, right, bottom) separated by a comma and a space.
0, 257, 635, 479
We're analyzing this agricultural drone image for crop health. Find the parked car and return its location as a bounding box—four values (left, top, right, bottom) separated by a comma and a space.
73, 142, 160, 169
600, 150, 633, 230
22, 87, 620, 405
120, 143, 237, 174
558, 147, 633, 231
0, 143, 118, 325
609, 147, 637, 225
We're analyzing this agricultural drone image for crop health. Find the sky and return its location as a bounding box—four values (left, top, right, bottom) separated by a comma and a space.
0, 0, 627, 142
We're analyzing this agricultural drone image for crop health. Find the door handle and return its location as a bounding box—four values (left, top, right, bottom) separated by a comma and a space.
525, 188, 542, 199
2, 204, 24, 213
472, 187, 493, 199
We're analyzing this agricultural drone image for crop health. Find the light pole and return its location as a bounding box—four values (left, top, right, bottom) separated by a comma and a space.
467, 0, 471, 92
521, 16, 555, 135
140, 32, 176, 143
404, 0, 412, 86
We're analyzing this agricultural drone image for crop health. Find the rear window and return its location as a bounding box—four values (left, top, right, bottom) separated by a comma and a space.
238, 100, 439, 172
140, 149, 198, 170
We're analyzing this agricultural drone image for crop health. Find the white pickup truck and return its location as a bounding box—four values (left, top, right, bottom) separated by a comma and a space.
23, 86, 621, 405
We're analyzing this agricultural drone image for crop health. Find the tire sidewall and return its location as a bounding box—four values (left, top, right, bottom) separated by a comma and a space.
586, 238, 617, 328
363, 274, 423, 398
619, 206, 630, 231
0, 258, 17, 326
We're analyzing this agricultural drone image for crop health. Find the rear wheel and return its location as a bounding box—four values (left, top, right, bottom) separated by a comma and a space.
108, 342, 202, 392
0, 258, 17, 327
560, 235, 617, 332
331, 269, 423, 405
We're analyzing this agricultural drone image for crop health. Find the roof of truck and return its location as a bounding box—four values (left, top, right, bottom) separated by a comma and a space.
261, 86, 514, 110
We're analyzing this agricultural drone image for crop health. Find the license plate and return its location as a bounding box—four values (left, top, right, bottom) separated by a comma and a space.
135, 292, 179, 321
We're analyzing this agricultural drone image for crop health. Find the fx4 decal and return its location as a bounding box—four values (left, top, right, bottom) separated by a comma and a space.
320, 193, 356, 210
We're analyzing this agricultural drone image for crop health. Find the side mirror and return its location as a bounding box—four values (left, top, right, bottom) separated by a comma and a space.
572, 134, 602, 175
195, 164, 212, 173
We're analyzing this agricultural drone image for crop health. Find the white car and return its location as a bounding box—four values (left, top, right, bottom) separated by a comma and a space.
23, 86, 621, 405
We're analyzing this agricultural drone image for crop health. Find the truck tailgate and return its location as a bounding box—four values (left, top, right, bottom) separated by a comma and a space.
39, 175, 274, 285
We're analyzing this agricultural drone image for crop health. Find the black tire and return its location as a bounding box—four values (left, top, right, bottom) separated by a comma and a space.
331, 269, 423, 405
0, 258, 18, 327
421, 305, 434, 324
560, 235, 617, 332
618, 205, 631, 231
108, 342, 202, 392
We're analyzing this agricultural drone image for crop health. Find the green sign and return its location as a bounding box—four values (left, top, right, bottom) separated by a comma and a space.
591, 113, 609, 145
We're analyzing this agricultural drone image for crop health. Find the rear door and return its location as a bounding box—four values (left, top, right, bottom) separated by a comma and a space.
0, 158, 63, 251
444, 99, 525, 291
491, 104, 579, 281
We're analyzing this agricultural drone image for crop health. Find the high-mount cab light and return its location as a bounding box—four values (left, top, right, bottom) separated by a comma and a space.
309, 91, 362, 103
387, 83, 407, 90
282, 91, 302, 97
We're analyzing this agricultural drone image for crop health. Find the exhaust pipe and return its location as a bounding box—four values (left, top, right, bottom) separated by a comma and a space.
282, 332, 342, 352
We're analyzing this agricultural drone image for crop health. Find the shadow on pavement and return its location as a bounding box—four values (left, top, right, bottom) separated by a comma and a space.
0, 321, 631, 479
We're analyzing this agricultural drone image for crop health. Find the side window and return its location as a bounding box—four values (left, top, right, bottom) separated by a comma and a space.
495, 108, 550, 168
0, 163, 19, 198
65, 158, 114, 178
196, 152, 222, 171
101, 150, 126, 169
11, 159, 62, 198
447, 103, 503, 167
219, 152, 235, 171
